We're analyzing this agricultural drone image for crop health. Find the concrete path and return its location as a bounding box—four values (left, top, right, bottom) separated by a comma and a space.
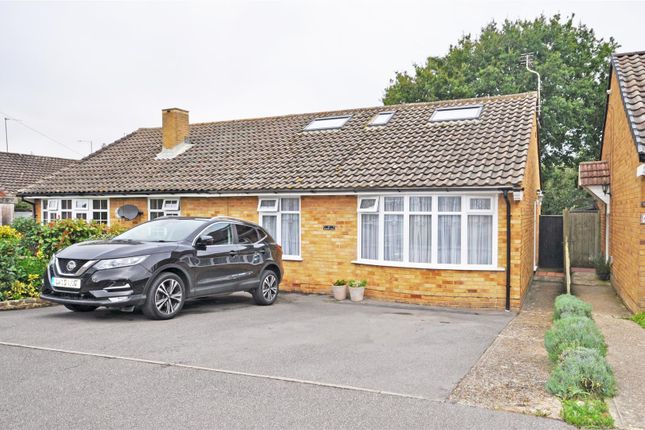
573, 277, 645, 430
0, 293, 572, 429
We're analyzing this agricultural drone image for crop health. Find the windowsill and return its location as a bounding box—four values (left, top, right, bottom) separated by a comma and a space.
283, 256, 303, 262
352, 259, 505, 272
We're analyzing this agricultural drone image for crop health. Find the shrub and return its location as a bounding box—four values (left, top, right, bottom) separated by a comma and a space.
547, 347, 616, 399
11, 217, 44, 254
593, 255, 611, 278
561, 399, 614, 428
630, 312, 645, 329
553, 294, 593, 321
333, 279, 347, 286
3, 280, 40, 301
0, 225, 21, 240
545, 316, 607, 362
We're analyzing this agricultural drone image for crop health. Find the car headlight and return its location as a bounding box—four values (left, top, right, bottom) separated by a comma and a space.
49, 254, 56, 266
94, 255, 148, 270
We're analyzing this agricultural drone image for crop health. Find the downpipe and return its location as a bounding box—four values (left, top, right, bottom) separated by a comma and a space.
503, 190, 512, 311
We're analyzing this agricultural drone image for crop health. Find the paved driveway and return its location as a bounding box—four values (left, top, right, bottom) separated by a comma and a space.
0, 293, 570, 429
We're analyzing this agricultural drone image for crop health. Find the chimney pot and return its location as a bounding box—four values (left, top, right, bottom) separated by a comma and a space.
162, 108, 189, 150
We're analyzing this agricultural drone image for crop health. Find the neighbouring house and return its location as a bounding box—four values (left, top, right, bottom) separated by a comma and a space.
0, 151, 74, 225
579, 50, 645, 313
19, 92, 541, 310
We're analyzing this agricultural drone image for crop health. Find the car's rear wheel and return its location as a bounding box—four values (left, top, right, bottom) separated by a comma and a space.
64, 304, 98, 312
143, 272, 185, 320
253, 270, 279, 305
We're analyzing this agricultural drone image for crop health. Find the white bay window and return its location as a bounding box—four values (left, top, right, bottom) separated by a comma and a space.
149, 198, 181, 219
258, 197, 301, 259
358, 194, 497, 269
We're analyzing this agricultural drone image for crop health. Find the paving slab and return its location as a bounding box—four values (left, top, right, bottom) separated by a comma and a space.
573, 283, 645, 430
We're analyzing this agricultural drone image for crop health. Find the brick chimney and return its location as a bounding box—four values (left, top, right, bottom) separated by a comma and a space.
162, 108, 189, 150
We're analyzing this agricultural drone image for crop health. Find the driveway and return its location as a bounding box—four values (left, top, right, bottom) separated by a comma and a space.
0, 293, 571, 429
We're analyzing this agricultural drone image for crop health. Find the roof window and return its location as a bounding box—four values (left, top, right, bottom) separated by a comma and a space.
430, 105, 482, 122
304, 115, 351, 131
368, 111, 394, 126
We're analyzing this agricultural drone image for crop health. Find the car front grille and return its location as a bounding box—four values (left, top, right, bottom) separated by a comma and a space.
56, 258, 90, 275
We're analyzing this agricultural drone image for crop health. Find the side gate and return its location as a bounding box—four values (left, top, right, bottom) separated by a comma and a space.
539, 215, 564, 269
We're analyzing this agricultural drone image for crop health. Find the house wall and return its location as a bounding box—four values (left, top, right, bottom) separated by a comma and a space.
600, 69, 645, 312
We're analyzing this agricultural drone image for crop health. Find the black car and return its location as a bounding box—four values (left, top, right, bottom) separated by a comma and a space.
41, 217, 284, 320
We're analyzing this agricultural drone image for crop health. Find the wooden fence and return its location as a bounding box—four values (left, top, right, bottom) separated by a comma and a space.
564, 210, 600, 268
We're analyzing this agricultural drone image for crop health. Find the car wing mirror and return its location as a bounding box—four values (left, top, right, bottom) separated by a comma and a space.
196, 235, 214, 249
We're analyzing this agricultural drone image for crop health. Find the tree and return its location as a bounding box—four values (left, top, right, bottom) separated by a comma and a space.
383, 14, 618, 169
541, 165, 593, 215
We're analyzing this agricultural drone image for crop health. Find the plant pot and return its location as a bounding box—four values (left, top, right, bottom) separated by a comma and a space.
332, 285, 347, 300
349, 287, 365, 302
597, 273, 610, 281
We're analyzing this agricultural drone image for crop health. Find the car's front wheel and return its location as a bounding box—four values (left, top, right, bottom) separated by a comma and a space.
253, 270, 279, 305
64, 304, 98, 312
143, 272, 186, 320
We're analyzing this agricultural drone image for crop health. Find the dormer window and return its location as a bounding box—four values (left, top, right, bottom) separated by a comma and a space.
430, 105, 482, 122
304, 116, 351, 131
368, 111, 394, 126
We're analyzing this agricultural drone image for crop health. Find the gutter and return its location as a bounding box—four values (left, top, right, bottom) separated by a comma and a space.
502, 190, 512, 311
20, 197, 36, 220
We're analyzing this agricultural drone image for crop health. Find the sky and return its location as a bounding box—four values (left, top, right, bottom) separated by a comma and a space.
0, 0, 643, 160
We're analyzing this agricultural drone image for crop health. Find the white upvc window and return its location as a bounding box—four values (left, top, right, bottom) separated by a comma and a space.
258, 197, 301, 259
41, 198, 109, 224
357, 194, 497, 270
149, 198, 181, 220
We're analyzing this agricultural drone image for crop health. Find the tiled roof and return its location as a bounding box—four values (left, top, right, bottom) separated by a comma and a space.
20, 92, 537, 196
613, 51, 645, 148
0, 152, 74, 196
579, 161, 610, 186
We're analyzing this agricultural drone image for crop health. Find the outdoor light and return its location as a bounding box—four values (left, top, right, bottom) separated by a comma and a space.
536, 190, 544, 204
602, 183, 610, 195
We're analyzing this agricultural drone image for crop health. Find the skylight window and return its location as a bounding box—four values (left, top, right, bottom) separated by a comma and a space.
368, 111, 394, 126
430, 105, 482, 122
304, 115, 351, 131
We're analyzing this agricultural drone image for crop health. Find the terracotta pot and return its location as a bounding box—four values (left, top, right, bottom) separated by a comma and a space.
349, 287, 365, 302
332, 285, 347, 300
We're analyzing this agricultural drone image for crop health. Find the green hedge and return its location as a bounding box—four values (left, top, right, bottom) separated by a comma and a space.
553, 294, 593, 321
545, 316, 607, 362
547, 347, 616, 399
0, 218, 127, 301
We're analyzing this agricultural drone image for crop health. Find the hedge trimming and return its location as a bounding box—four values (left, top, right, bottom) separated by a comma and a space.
547, 347, 616, 399
553, 294, 593, 321
545, 316, 607, 362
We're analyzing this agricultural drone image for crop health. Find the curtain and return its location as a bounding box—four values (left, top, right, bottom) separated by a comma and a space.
262, 215, 277, 240
438, 215, 461, 263
409, 215, 431, 263
361, 214, 379, 259
470, 198, 491, 210
468, 215, 492, 264
384, 214, 403, 261
410, 196, 432, 212
438, 196, 461, 212
384, 197, 404, 211
281, 198, 299, 211
281, 214, 300, 256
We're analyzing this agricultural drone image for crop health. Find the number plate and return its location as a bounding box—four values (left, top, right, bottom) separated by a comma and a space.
52, 277, 81, 289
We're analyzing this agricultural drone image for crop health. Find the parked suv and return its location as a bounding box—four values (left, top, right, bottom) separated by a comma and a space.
41, 217, 283, 320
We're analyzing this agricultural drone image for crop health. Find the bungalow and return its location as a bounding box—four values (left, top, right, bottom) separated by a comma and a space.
579, 50, 645, 312
20, 92, 541, 310
0, 151, 73, 225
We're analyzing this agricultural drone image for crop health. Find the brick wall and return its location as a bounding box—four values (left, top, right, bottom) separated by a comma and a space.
109, 198, 148, 228
601, 70, 645, 312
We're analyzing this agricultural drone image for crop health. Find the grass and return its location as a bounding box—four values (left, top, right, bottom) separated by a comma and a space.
561, 399, 614, 428
629, 312, 645, 329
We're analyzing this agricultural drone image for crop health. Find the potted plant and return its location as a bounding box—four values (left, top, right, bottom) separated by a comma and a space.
332, 279, 348, 300
593, 256, 611, 281
349, 279, 367, 302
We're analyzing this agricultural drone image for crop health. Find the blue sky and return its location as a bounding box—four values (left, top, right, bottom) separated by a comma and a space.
0, 0, 643, 159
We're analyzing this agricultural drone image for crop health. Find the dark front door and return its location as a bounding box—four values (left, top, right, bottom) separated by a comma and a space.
539, 215, 564, 269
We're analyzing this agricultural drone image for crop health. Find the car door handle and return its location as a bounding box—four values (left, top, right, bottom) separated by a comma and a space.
229, 250, 239, 256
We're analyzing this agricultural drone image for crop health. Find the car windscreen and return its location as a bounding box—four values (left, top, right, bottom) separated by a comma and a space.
115, 219, 205, 242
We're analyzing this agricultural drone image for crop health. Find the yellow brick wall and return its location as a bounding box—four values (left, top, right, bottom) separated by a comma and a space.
601, 70, 645, 312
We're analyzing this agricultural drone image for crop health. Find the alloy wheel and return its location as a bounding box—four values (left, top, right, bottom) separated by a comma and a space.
155, 279, 183, 315
262, 274, 278, 302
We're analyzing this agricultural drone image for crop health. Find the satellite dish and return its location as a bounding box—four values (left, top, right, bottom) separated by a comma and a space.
116, 204, 141, 221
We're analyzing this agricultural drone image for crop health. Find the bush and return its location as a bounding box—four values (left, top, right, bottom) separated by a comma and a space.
0, 225, 21, 240
547, 347, 616, 399
545, 316, 607, 362
593, 255, 611, 278
3, 280, 40, 301
561, 399, 614, 428
630, 312, 645, 329
553, 294, 593, 321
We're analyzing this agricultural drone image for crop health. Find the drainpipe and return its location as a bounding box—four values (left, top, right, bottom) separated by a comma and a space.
503, 190, 512, 311
20, 197, 36, 220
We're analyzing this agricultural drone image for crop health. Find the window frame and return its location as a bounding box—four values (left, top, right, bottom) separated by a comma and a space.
257, 196, 302, 260
368, 111, 395, 127
430, 105, 483, 122
148, 197, 181, 220
304, 115, 351, 131
355, 193, 499, 271
41, 198, 110, 225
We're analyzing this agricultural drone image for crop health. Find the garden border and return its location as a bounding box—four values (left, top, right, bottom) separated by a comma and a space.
0, 297, 56, 311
